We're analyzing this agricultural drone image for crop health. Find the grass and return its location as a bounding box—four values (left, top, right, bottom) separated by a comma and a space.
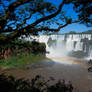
0, 54, 49, 69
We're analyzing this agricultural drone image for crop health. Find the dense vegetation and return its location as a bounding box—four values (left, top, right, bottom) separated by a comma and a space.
0, 74, 76, 92
0, 54, 47, 68
0, 39, 46, 59
0, 39, 47, 68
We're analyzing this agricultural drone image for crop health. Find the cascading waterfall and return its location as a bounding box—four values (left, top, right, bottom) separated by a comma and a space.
90, 50, 92, 59
88, 49, 92, 60
21, 33, 92, 64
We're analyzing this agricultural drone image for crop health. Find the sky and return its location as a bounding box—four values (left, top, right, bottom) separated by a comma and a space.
0, 0, 92, 34
45, 0, 92, 33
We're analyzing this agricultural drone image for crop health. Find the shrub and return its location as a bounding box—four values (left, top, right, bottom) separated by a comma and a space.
0, 74, 76, 92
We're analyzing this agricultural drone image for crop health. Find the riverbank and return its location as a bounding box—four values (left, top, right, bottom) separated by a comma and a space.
0, 56, 92, 92
0, 59, 92, 92
0, 54, 50, 69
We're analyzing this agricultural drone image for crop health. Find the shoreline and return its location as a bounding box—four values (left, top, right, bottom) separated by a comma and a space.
0, 59, 92, 92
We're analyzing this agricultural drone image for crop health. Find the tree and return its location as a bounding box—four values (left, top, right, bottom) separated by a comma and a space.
0, 0, 91, 43
0, 0, 78, 43
68, 31, 77, 34
72, 0, 92, 26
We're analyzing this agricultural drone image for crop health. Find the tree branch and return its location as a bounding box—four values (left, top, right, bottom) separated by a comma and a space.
58, 20, 79, 30
24, 12, 34, 24
5, 0, 37, 20
0, 20, 78, 42
1, 0, 79, 41
24, 0, 65, 30
3, 0, 65, 38
28, 20, 79, 32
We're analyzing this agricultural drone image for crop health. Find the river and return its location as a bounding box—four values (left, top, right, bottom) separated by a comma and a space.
0, 58, 92, 92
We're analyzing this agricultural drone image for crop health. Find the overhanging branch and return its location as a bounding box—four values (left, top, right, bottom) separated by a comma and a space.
28, 20, 79, 32
24, 0, 65, 30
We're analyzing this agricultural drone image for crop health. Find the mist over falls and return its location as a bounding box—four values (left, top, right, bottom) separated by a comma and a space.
21, 33, 92, 63
37, 34, 92, 59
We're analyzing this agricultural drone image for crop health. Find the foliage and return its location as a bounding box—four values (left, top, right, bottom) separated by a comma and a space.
72, 0, 92, 26
0, 54, 46, 68
0, 74, 77, 92
67, 31, 77, 34
81, 30, 92, 34
88, 59, 92, 72
0, 0, 91, 41
62, 0, 92, 26
0, 39, 46, 59
0, 0, 79, 42
62, 30, 92, 35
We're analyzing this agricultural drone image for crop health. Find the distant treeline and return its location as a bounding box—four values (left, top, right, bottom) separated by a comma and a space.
44, 30, 92, 35
63, 30, 92, 35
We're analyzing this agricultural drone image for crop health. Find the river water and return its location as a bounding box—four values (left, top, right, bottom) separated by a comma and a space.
0, 58, 92, 92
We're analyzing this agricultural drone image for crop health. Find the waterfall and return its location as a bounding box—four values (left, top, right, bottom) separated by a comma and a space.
21, 34, 92, 60
88, 47, 92, 60
89, 50, 92, 59
39, 34, 92, 60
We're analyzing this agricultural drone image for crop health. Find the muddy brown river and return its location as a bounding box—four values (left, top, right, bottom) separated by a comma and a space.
0, 59, 92, 92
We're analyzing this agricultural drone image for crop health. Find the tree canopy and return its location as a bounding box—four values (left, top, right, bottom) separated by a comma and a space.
0, 0, 92, 42
72, 0, 92, 26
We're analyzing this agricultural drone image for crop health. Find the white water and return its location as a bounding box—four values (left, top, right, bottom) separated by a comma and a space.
87, 49, 92, 60
20, 34, 92, 64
